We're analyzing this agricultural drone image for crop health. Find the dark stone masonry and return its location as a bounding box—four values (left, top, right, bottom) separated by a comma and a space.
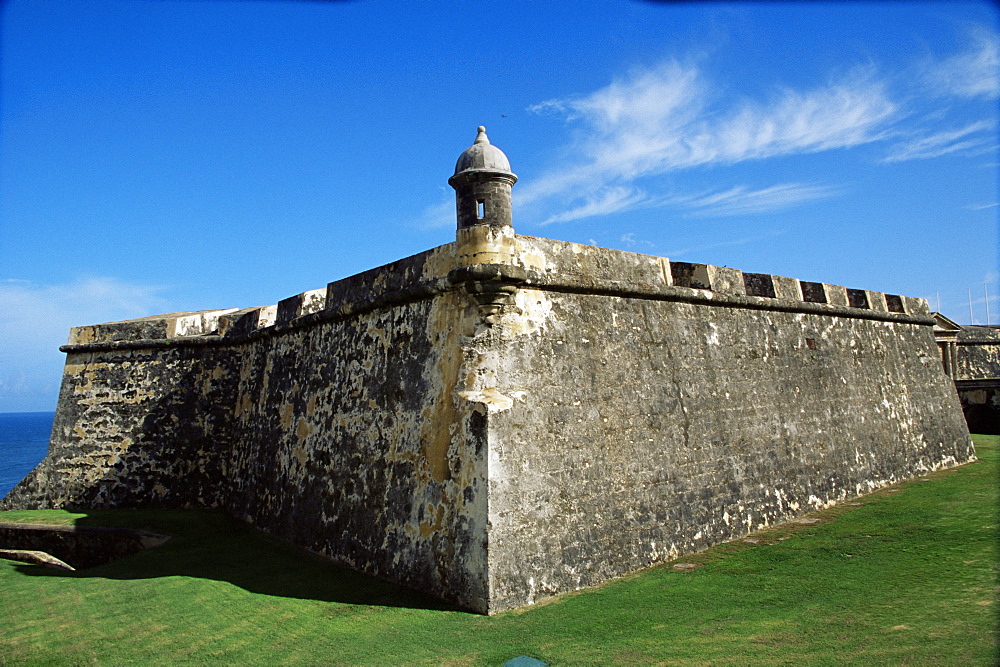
2, 127, 973, 614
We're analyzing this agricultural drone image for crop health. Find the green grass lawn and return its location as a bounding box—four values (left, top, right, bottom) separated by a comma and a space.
1, 435, 997, 666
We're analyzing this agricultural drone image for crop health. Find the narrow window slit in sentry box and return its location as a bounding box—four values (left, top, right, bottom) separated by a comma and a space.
477, 201, 485, 218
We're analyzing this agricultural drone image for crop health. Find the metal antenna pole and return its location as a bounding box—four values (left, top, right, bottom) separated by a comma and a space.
986, 282, 991, 325
969, 287, 975, 324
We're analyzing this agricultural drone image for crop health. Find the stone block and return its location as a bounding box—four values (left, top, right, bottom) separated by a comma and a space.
257, 304, 278, 328
168, 309, 239, 338
275, 289, 326, 326
866, 291, 888, 313
771, 275, 801, 301
824, 285, 849, 308
708, 266, 745, 296
903, 296, 930, 316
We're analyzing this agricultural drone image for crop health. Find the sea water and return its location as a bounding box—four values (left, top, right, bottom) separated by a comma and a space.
0, 411, 53, 498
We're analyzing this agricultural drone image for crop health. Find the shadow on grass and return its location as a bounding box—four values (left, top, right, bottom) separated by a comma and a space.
7, 509, 462, 613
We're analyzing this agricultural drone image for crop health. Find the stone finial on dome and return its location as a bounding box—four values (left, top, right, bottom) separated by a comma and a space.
451, 126, 516, 181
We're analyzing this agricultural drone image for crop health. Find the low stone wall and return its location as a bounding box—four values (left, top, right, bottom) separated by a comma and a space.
0, 522, 169, 569
954, 326, 1000, 434
955, 325, 1000, 380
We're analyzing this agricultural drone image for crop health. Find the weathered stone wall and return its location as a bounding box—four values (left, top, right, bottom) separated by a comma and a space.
19, 346, 235, 509
955, 326, 1000, 381
954, 325, 1000, 434
2, 232, 973, 614
481, 235, 973, 612
2, 244, 495, 612
221, 288, 490, 609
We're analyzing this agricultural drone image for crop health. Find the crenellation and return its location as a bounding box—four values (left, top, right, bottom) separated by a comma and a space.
800, 281, 827, 304
257, 304, 278, 329
169, 309, 240, 338
903, 296, 930, 316
217, 308, 261, 338
885, 294, 906, 314
326, 247, 449, 315
68, 318, 167, 346
846, 288, 870, 309
866, 290, 889, 313
824, 284, 850, 308
708, 265, 745, 295
770, 275, 800, 301
67, 309, 240, 346
276, 288, 327, 326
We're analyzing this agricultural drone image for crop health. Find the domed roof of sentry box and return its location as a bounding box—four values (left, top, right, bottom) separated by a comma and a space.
452, 126, 515, 178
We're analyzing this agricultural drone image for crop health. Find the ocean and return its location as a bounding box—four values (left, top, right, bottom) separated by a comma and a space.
0, 411, 54, 498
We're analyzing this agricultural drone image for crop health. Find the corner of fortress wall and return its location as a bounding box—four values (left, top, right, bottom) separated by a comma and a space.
481, 235, 974, 612
1, 242, 495, 612
1, 229, 974, 613
0, 110, 974, 611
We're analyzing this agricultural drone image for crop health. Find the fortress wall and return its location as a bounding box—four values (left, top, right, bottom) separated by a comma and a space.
483, 236, 973, 612
220, 287, 491, 610
4, 344, 240, 511
2, 243, 496, 612
2, 230, 975, 614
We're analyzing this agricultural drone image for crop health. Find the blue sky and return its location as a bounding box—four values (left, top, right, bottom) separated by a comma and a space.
1, 0, 997, 412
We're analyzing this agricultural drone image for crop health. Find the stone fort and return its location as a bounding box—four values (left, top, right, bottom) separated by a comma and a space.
2, 127, 974, 614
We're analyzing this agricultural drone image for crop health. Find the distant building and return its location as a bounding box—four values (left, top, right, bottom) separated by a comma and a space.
934, 313, 1000, 434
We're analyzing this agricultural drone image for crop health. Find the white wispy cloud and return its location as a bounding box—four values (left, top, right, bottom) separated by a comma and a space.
415, 187, 456, 229
882, 120, 997, 162
670, 183, 840, 217
539, 186, 649, 225
619, 232, 656, 249
519, 25, 997, 226
922, 27, 999, 100
522, 61, 895, 223
0, 277, 168, 411
663, 230, 786, 259
0, 277, 168, 332
535, 63, 895, 175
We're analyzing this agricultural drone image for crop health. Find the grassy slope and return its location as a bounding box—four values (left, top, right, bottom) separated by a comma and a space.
1, 435, 996, 666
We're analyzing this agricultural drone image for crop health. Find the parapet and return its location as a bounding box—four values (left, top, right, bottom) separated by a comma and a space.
60, 235, 931, 353
502, 235, 926, 316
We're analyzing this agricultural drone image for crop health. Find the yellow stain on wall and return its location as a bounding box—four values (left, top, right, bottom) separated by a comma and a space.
279, 403, 294, 429
296, 417, 314, 442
